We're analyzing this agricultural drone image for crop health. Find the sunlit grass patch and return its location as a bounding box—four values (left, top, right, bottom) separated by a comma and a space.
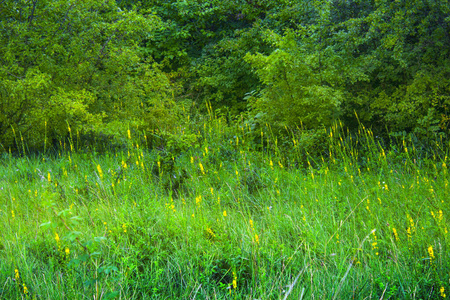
0, 118, 449, 299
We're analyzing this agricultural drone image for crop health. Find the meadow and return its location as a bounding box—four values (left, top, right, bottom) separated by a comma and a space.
1, 116, 449, 299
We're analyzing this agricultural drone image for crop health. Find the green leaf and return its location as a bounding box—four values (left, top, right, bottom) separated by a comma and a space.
65, 231, 83, 242
39, 221, 53, 230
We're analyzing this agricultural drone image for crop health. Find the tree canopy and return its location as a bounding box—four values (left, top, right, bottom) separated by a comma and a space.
1, 0, 449, 151
0, 0, 176, 150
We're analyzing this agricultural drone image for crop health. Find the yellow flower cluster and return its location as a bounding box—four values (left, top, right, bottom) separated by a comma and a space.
14, 269, 28, 295
428, 245, 435, 260
249, 219, 259, 245
371, 231, 379, 256
97, 164, 103, 179
392, 228, 399, 242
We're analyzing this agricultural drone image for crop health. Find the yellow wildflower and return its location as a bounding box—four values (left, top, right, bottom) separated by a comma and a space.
392, 228, 399, 241
97, 164, 103, 179
207, 228, 216, 238
428, 245, 435, 260
254, 233, 259, 244
372, 231, 378, 255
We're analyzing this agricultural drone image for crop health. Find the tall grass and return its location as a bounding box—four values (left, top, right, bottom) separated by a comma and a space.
1, 115, 449, 299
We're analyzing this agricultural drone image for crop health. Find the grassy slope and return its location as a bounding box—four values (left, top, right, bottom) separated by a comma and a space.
0, 119, 449, 299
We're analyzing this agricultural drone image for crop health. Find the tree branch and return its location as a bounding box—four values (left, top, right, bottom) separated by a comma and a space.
28, 0, 38, 24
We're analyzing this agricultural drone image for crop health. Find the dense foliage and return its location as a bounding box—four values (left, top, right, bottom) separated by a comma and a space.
1, 0, 450, 150
0, 0, 176, 150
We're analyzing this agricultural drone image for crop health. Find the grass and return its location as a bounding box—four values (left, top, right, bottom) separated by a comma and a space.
0, 116, 449, 299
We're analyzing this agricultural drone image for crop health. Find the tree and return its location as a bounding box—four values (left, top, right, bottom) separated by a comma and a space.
118, 0, 300, 114
0, 0, 176, 151
244, 0, 450, 135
